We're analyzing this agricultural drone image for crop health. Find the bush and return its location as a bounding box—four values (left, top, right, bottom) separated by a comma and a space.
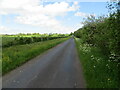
2, 36, 68, 48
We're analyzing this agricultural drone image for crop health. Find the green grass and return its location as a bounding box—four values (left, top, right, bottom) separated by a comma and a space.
2, 35, 69, 48
2, 37, 16, 46
2, 37, 69, 75
2, 34, 46, 37
75, 38, 119, 88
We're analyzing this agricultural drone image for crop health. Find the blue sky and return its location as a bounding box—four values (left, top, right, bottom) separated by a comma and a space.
0, 0, 109, 34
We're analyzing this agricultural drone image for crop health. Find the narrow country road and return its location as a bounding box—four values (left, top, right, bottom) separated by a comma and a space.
2, 38, 86, 88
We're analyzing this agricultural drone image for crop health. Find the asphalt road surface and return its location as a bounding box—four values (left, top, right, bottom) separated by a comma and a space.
2, 38, 86, 88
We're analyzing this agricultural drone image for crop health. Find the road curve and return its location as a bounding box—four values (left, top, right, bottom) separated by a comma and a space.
2, 38, 86, 88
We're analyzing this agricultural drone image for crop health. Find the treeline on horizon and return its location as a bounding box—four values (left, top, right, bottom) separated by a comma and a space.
2, 33, 70, 48
74, 2, 120, 63
1, 33, 70, 37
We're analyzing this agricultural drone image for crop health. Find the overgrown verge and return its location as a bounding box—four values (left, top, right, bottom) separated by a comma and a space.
75, 38, 119, 88
74, 2, 120, 88
2, 37, 69, 75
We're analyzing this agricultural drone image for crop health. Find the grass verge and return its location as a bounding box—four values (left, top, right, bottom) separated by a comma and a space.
2, 37, 69, 75
75, 37, 119, 88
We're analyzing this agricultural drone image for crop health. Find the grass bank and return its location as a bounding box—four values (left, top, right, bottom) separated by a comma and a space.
75, 38, 119, 88
2, 37, 69, 75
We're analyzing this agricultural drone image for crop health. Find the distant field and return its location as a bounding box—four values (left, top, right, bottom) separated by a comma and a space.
2, 37, 69, 75
2, 34, 69, 47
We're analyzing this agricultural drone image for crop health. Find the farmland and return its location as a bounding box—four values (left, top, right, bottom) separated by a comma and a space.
2, 33, 70, 75
2, 33, 69, 47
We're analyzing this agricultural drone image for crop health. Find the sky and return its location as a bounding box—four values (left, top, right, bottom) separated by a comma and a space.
0, 0, 110, 34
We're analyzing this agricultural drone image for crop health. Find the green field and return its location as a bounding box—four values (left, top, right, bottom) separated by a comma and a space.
2, 37, 16, 47
75, 38, 119, 88
2, 33, 69, 48
2, 37, 69, 75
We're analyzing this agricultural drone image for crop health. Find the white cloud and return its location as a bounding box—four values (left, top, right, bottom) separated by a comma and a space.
44, 0, 108, 2
75, 12, 96, 17
0, 25, 74, 34
0, 0, 79, 16
0, 26, 11, 34
15, 14, 59, 27
0, 26, 9, 31
0, 0, 41, 15
75, 12, 88, 17
0, 0, 79, 33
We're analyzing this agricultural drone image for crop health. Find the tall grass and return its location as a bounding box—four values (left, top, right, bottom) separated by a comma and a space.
2, 38, 69, 75
75, 38, 119, 88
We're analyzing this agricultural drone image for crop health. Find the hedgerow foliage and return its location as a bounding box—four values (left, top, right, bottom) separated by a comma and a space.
74, 2, 120, 63
2, 36, 67, 48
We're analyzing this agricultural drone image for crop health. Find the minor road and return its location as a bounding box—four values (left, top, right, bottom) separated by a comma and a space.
2, 38, 86, 88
